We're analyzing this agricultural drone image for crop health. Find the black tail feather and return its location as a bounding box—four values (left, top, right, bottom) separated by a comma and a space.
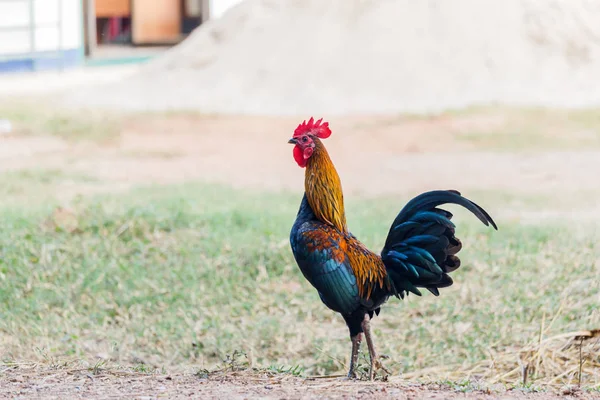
382, 190, 496, 299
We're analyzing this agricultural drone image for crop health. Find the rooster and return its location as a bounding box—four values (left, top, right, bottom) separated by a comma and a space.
288, 117, 497, 380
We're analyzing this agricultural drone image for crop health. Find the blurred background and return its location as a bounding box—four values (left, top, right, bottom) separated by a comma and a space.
0, 0, 599, 394
0, 0, 237, 69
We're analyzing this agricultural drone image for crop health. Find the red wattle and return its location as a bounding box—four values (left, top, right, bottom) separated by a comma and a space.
293, 145, 307, 167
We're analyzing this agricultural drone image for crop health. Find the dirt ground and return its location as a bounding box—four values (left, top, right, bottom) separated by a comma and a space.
1, 112, 599, 399
0, 368, 597, 400
2, 112, 599, 212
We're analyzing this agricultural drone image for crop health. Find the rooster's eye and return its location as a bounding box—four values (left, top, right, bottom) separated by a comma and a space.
302, 136, 308, 143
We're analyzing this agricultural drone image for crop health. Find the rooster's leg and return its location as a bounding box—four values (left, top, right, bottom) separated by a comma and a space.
347, 333, 362, 379
361, 313, 390, 380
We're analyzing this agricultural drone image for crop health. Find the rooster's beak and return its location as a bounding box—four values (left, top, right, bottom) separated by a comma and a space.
288, 138, 297, 144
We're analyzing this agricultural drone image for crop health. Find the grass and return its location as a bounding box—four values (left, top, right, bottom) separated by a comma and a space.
0, 100, 122, 143
451, 107, 600, 151
0, 169, 96, 194
0, 181, 598, 387
0, 100, 599, 388
377, 106, 600, 151
0, 169, 99, 208
0, 101, 219, 144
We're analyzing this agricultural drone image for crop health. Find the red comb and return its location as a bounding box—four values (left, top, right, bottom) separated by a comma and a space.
293, 117, 331, 139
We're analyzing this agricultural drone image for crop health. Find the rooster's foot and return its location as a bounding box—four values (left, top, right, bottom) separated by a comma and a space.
369, 356, 390, 380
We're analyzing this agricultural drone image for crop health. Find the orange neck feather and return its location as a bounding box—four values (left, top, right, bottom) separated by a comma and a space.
304, 138, 389, 299
304, 139, 348, 233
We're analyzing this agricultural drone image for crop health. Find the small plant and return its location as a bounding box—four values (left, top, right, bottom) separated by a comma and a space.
90, 359, 107, 375
267, 364, 305, 377
195, 369, 210, 379
131, 363, 154, 373
223, 350, 249, 372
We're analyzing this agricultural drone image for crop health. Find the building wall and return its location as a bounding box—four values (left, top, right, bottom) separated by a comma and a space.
0, 0, 83, 73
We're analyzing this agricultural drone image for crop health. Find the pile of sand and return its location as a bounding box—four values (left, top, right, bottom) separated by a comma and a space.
67, 0, 600, 115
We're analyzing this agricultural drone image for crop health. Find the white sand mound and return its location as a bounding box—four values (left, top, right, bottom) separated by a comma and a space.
68, 0, 600, 115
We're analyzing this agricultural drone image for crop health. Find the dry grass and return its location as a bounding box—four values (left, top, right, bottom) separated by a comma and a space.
470, 329, 600, 386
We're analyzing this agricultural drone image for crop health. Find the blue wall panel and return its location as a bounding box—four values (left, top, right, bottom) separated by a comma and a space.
0, 48, 81, 73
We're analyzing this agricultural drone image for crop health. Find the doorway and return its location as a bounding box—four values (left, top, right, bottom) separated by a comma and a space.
83, 0, 205, 63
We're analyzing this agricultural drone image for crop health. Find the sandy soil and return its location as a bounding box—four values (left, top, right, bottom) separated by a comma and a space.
0, 65, 139, 98
0, 368, 596, 400
64, 1, 600, 115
